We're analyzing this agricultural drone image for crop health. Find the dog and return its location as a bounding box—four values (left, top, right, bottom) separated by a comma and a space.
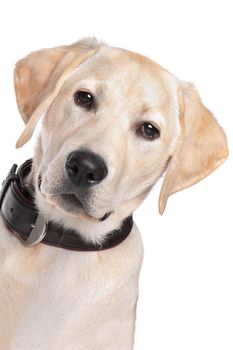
0, 38, 228, 350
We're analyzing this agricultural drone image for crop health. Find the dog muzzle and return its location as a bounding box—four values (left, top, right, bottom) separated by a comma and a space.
0, 160, 133, 251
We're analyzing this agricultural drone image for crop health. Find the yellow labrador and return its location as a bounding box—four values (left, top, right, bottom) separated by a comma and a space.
0, 38, 228, 349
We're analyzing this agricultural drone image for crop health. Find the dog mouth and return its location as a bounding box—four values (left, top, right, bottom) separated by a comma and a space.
57, 194, 112, 221
38, 176, 112, 221
61, 193, 83, 207
42, 192, 85, 216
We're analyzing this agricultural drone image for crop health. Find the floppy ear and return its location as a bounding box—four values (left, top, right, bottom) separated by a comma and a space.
14, 38, 101, 148
159, 82, 228, 214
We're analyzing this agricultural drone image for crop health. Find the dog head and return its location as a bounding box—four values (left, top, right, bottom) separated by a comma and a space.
14, 38, 228, 231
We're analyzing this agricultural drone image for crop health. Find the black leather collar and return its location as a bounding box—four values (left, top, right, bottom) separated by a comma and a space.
0, 160, 133, 251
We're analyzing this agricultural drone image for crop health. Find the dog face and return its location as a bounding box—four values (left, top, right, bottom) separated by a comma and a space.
34, 46, 180, 221
14, 38, 228, 230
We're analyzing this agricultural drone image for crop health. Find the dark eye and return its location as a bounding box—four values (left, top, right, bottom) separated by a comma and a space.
74, 90, 94, 110
139, 122, 160, 140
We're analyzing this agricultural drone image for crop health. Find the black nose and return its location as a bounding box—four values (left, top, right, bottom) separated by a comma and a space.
65, 151, 108, 187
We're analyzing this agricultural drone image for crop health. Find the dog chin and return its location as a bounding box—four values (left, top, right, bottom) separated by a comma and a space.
40, 192, 107, 221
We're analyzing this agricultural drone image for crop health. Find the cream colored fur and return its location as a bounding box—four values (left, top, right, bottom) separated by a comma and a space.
0, 38, 228, 349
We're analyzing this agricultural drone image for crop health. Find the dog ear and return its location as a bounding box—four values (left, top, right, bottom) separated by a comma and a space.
159, 82, 228, 214
14, 38, 101, 148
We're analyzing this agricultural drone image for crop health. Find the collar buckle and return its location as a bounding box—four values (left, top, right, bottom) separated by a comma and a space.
20, 213, 48, 247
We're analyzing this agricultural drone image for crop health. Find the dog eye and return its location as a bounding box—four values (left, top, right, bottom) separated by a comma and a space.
139, 122, 160, 140
74, 90, 94, 110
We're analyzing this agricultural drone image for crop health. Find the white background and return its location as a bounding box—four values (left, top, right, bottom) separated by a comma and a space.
0, 1, 232, 349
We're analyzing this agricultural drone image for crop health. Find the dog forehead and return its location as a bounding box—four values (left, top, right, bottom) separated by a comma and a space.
61, 46, 178, 114
66, 46, 171, 91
